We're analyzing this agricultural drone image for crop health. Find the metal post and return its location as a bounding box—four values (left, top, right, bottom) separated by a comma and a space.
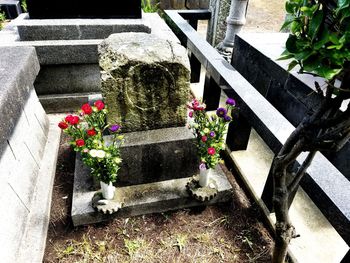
216, 0, 249, 60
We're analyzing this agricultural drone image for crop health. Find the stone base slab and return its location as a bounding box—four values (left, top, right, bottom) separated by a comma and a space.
72, 162, 232, 226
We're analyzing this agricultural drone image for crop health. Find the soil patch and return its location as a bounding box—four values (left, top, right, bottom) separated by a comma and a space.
44, 134, 273, 262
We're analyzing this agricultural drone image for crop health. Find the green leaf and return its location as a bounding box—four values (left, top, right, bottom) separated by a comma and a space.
313, 66, 342, 80
294, 49, 315, 60
338, 0, 350, 9
287, 60, 299, 71
313, 28, 330, 50
286, 35, 298, 53
277, 54, 294, 60
280, 14, 295, 31
308, 10, 324, 40
286, 1, 295, 13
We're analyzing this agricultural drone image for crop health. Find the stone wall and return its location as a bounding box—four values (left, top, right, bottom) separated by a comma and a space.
0, 46, 50, 262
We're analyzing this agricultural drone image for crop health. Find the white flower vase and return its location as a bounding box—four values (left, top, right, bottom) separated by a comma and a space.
100, 181, 115, 200
199, 168, 213, 187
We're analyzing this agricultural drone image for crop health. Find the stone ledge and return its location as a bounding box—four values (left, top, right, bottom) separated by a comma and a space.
16, 14, 152, 41
17, 115, 61, 263
72, 160, 232, 226
0, 46, 40, 160
39, 92, 101, 113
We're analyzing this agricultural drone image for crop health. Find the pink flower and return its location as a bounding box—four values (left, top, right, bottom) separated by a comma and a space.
201, 136, 207, 142
189, 111, 193, 118
208, 147, 216, 155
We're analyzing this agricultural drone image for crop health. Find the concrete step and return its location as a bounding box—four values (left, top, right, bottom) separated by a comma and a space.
72, 158, 233, 226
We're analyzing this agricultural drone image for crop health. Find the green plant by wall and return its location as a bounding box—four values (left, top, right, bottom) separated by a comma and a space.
21, 0, 27, 12
0, 11, 6, 30
141, 0, 159, 13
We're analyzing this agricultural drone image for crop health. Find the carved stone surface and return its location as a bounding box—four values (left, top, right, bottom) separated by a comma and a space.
186, 175, 219, 202
99, 32, 190, 132
92, 192, 123, 214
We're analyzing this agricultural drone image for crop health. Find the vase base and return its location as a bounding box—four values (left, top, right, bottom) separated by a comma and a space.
92, 192, 123, 214
186, 175, 218, 202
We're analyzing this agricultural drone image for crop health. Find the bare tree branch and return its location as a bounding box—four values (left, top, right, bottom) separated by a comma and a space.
287, 151, 317, 193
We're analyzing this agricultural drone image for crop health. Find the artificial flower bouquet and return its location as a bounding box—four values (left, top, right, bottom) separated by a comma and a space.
58, 100, 123, 184
188, 98, 236, 170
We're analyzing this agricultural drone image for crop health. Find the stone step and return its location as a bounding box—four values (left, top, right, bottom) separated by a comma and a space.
72, 162, 233, 226
15, 14, 151, 41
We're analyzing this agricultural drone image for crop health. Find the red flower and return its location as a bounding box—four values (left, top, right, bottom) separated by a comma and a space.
76, 139, 85, 147
58, 121, 68, 129
81, 103, 93, 115
65, 115, 79, 125
94, 100, 105, 110
65, 114, 74, 123
201, 136, 207, 142
71, 116, 80, 125
87, 129, 96, 136
208, 147, 216, 155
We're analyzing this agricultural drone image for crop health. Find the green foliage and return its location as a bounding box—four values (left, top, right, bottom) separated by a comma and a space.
141, 0, 159, 13
280, 0, 350, 80
0, 11, 6, 30
21, 0, 27, 12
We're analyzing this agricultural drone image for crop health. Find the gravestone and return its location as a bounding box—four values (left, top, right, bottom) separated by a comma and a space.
26, 0, 141, 19
72, 31, 233, 226
99, 32, 190, 132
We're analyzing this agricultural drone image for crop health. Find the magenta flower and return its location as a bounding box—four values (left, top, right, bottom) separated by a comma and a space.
109, 124, 120, 132
216, 107, 227, 118
208, 147, 216, 155
189, 111, 193, 118
226, 98, 236, 106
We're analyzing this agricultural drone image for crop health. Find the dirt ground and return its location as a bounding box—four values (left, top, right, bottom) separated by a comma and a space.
44, 135, 273, 262
245, 0, 285, 32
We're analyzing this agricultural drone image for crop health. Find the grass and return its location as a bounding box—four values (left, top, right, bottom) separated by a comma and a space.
141, 0, 159, 13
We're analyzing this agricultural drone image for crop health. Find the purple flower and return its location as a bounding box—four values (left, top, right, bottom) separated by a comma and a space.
209, 131, 215, 137
216, 107, 227, 118
199, 163, 207, 170
224, 115, 232, 122
226, 98, 236, 106
109, 124, 120, 132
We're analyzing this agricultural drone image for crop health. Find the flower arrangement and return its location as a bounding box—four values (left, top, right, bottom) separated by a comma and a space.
188, 98, 236, 170
58, 100, 123, 184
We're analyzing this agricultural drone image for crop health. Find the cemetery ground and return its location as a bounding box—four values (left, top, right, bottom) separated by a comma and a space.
44, 133, 273, 262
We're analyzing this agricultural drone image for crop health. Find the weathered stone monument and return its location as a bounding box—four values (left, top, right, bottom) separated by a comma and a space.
72, 32, 232, 226
99, 33, 190, 132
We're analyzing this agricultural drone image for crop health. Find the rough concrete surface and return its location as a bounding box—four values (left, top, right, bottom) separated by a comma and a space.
99, 32, 190, 132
